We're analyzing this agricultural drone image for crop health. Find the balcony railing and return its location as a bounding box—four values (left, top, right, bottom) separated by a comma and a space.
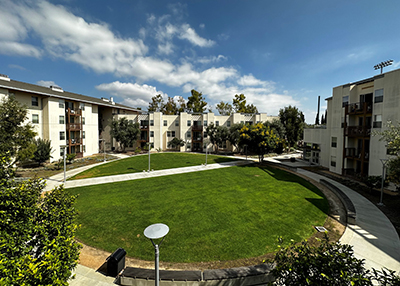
346, 102, 372, 114
345, 126, 371, 137
345, 147, 369, 160
66, 138, 82, 145
67, 123, 82, 130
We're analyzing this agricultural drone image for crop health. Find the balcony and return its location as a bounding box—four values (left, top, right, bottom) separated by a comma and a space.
67, 123, 82, 131
346, 102, 372, 115
192, 125, 203, 131
66, 138, 82, 145
345, 126, 371, 137
66, 108, 82, 116
345, 148, 369, 161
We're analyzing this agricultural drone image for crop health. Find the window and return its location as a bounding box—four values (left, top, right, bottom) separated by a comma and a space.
342, 96, 349, 107
172, 131, 176, 137
167, 131, 171, 137
375, 89, 384, 103
204, 120, 208, 126
331, 156, 336, 167
373, 114, 382, 128
79, 103, 85, 110
82, 131, 85, 139
82, 117, 85, 125
215, 121, 219, 126
175, 120, 179, 126
59, 100, 64, 108
187, 131, 191, 138
59, 115, 65, 124
60, 131, 65, 140
164, 120, 167, 126
187, 120, 191, 126
331, 137, 337, 148
32, 114, 39, 124
83, 145, 86, 152
227, 121, 231, 127
150, 120, 154, 126
150, 131, 154, 137
32, 96, 38, 107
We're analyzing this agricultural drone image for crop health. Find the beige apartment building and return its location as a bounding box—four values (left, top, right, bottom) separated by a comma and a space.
0, 74, 276, 162
304, 68, 400, 177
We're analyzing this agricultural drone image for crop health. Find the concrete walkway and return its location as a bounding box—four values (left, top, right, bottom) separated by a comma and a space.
43, 155, 400, 285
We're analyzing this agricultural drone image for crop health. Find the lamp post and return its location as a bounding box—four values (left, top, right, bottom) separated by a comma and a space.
148, 140, 153, 172
144, 223, 169, 286
378, 159, 389, 206
204, 139, 209, 166
60, 145, 68, 183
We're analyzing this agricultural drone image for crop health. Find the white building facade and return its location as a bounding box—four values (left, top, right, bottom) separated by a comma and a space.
304, 68, 400, 177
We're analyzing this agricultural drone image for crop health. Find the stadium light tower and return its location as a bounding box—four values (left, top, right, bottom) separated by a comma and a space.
374, 60, 393, 74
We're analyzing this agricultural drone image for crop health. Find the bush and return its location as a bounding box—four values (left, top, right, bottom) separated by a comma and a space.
135, 147, 141, 154
66, 153, 76, 164
32, 138, 53, 165
270, 235, 400, 285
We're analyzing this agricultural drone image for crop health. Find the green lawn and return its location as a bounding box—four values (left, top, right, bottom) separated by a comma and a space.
70, 153, 239, 180
69, 165, 329, 263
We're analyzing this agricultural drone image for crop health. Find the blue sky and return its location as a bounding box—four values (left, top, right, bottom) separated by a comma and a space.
1, 0, 399, 123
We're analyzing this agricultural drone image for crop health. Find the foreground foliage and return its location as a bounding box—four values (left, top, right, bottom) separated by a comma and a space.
271, 235, 400, 285
0, 156, 81, 285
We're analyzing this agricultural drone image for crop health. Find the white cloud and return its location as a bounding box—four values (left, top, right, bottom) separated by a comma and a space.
37, 80, 56, 87
197, 55, 227, 64
96, 81, 167, 110
237, 74, 274, 88
178, 24, 215, 47
199, 23, 205, 29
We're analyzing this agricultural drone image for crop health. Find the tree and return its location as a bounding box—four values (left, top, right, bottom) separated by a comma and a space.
228, 123, 244, 152
206, 123, 229, 154
270, 235, 400, 285
239, 122, 282, 162
0, 154, 81, 285
187, 89, 208, 113
279, 105, 305, 151
176, 96, 187, 113
163, 97, 178, 115
33, 138, 54, 165
321, 113, 325, 125
167, 137, 185, 150
148, 94, 164, 112
0, 96, 36, 164
110, 117, 140, 152
232, 94, 258, 113
216, 101, 233, 116
265, 119, 286, 154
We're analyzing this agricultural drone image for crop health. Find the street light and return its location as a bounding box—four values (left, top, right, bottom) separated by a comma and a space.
378, 159, 389, 206
147, 140, 153, 172
144, 223, 169, 286
60, 145, 68, 183
204, 139, 210, 166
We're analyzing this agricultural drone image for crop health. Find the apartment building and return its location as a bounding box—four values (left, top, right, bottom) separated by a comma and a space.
0, 74, 277, 161
0, 74, 140, 162
304, 68, 400, 177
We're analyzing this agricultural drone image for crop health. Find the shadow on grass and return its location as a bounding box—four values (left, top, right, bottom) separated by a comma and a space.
305, 197, 329, 215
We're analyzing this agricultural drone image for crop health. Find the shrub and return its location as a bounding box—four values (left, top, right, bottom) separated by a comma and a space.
66, 153, 76, 164
135, 147, 141, 154
32, 138, 53, 165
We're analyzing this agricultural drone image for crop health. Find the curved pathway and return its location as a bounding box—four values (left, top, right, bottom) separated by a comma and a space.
41, 155, 400, 285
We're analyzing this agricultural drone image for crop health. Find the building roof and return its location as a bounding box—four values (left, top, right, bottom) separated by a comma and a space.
0, 76, 141, 113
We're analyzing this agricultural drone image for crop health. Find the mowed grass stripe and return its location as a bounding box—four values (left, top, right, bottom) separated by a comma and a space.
69, 165, 328, 263
70, 153, 239, 180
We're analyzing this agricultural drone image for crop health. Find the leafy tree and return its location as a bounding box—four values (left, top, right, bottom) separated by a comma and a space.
32, 138, 54, 165
0, 96, 36, 164
0, 154, 81, 285
167, 137, 185, 150
270, 235, 400, 285
387, 157, 400, 190
279, 105, 305, 151
216, 101, 233, 116
239, 122, 282, 162
176, 96, 187, 113
187, 89, 208, 113
148, 94, 164, 112
265, 119, 286, 154
206, 123, 229, 154
163, 97, 178, 115
228, 123, 244, 152
110, 117, 140, 152
232, 94, 258, 113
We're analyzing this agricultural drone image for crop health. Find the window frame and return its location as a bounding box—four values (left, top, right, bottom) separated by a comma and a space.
32, 96, 39, 107
163, 120, 167, 126
59, 115, 65, 124
331, 137, 337, 148
60, 131, 65, 140
374, 89, 384, 103
32, 114, 39, 124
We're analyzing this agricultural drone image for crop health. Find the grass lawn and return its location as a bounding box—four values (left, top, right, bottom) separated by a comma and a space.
70, 153, 239, 180
69, 164, 329, 263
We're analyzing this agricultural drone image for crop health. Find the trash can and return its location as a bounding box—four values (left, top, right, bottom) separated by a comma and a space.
107, 248, 126, 277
